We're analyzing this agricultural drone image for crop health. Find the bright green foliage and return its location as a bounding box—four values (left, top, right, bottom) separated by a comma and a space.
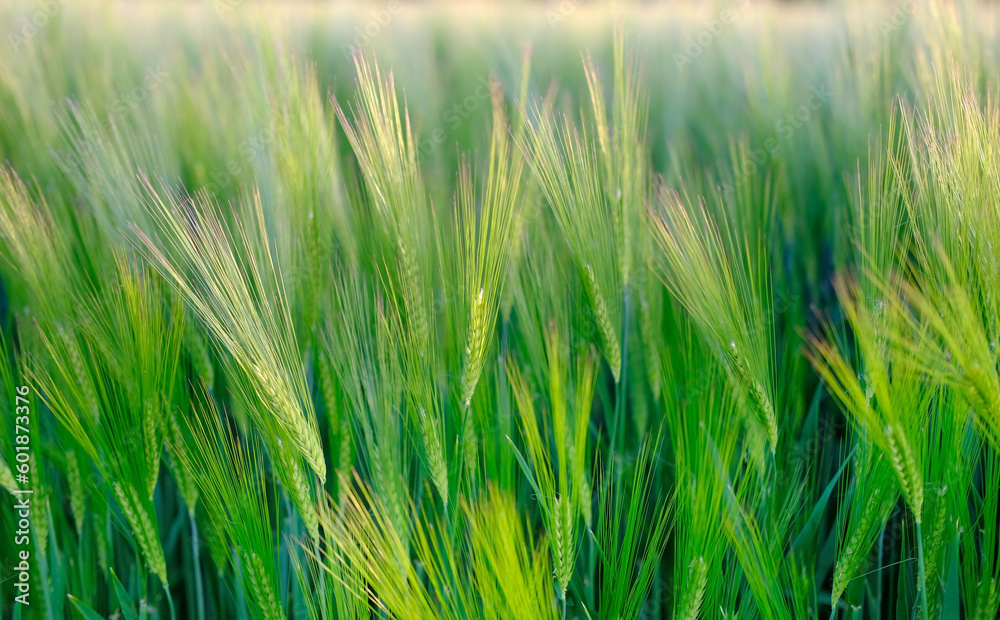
507, 336, 599, 600
31, 254, 182, 587
650, 184, 779, 455
595, 435, 672, 620
456, 84, 524, 410
3, 2, 1000, 620
325, 270, 411, 543
662, 320, 742, 620
176, 392, 283, 620
521, 33, 643, 382
134, 185, 327, 485
828, 438, 899, 610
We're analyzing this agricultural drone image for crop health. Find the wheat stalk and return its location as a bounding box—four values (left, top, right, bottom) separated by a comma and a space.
133, 182, 326, 483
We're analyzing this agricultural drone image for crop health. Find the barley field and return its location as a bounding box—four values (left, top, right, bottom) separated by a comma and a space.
0, 0, 998, 618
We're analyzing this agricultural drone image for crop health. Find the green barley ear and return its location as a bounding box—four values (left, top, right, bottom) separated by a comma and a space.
584, 24, 648, 290
255, 55, 357, 340
572, 344, 599, 527
81, 252, 185, 501
182, 308, 215, 389
32, 252, 182, 586
177, 390, 283, 620
321, 474, 436, 619
34, 346, 171, 585
317, 348, 354, 503
806, 279, 926, 520
664, 322, 741, 620
506, 220, 602, 596
383, 278, 449, 507
94, 503, 112, 573
918, 389, 976, 613
637, 228, 664, 405
894, 257, 1000, 449
522, 83, 623, 381
805, 274, 941, 616
334, 53, 433, 353
204, 516, 230, 578
114, 481, 169, 584
466, 487, 559, 620
133, 181, 326, 483
518, 27, 646, 383
507, 356, 582, 599
223, 357, 320, 541
649, 183, 778, 453
164, 404, 199, 515
457, 80, 524, 411
0, 167, 76, 322
594, 432, 673, 620
273, 430, 321, 541
829, 436, 899, 610
888, 75, 1000, 451
293, 496, 368, 620
324, 269, 411, 539
65, 449, 87, 534
846, 108, 909, 307
335, 53, 447, 503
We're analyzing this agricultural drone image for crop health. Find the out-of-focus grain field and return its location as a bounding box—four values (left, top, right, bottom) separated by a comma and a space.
1, 2, 998, 619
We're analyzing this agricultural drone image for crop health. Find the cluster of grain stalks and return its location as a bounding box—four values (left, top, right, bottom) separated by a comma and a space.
1, 1, 1000, 619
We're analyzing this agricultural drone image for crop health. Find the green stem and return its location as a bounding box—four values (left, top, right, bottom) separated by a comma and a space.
876, 525, 885, 620
562, 592, 567, 620
586, 534, 596, 612
189, 512, 205, 620
234, 548, 249, 619
139, 565, 148, 620
915, 520, 928, 620
609, 291, 631, 462
164, 582, 177, 620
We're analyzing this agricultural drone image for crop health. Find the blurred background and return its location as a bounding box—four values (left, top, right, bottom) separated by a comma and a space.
4, 0, 986, 317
